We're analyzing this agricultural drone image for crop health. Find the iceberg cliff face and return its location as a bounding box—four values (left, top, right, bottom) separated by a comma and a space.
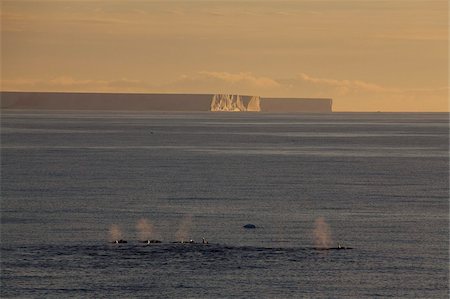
247, 96, 261, 112
210, 94, 261, 112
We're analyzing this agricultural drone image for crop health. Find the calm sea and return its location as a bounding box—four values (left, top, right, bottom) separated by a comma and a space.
1, 110, 448, 298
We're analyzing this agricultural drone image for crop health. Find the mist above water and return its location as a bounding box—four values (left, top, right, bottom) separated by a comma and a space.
136, 218, 156, 241
175, 215, 193, 242
313, 217, 333, 249
108, 224, 123, 241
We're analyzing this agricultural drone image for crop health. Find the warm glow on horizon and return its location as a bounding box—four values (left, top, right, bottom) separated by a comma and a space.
1, 0, 448, 112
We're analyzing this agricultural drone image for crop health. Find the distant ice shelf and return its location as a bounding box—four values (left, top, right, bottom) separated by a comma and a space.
0, 91, 332, 113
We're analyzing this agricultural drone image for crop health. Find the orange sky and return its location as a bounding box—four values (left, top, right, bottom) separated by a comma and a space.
1, 0, 448, 111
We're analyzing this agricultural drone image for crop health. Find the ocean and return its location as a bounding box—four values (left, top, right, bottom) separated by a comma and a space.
1, 110, 448, 298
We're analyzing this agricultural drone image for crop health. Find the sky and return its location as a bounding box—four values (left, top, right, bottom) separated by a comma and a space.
1, 0, 448, 111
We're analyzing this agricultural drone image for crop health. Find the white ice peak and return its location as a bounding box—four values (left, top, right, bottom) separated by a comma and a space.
247, 96, 261, 112
210, 94, 261, 112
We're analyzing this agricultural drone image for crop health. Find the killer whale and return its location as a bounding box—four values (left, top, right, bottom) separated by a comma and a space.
140, 240, 162, 244
112, 240, 127, 244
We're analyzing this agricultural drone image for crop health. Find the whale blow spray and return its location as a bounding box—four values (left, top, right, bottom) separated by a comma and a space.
109, 224, 123, 241
136, 218, 155, 241
313, 217, 333, 249
175, 215, 193, 242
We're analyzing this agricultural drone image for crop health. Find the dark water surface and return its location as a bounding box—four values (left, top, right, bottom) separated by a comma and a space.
1, 111, 448, 298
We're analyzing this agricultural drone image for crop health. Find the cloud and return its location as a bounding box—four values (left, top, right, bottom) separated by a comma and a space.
297, 73, 448, 96
1, 71, 280, 96
161, 71, 281, 94
199, 71, 281, 88
1, 76, 151, 92
2, 72, 448, 111
376, 32, 448, 41
293, 73, 448, 110
298, 73, 390, 95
